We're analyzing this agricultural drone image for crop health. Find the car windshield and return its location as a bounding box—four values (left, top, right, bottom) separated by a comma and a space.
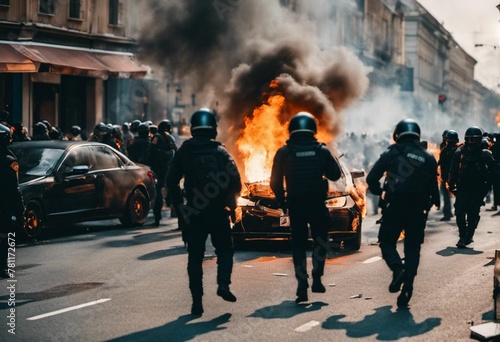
14, 147, 65, 176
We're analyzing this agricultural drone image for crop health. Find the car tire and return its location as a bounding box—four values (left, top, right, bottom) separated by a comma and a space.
120, 188, 149, 227
344, 220, 362, 251
22, 200, 44, 240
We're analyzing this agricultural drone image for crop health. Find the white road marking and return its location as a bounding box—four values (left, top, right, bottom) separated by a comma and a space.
295, 320, 320, 332
363, 256, 382, 264
27, 298, 111, 321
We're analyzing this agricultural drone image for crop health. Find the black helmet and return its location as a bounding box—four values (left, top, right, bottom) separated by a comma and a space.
34, 122, 48, 135
99, 123, 113, 137
190, 108, 217, 137
70, 125, 81, 136
392, 118, 420, 141
0, 123, 12, 146
464, 126, 483, 146
442, 129, 449, 138
130, 120, 141, 133
288, 112, 317, 135
158, 120, 172, 133
149, 124, 158, 135
445, 130, 459, 143
122, 122, 130, 132
137, 123, 150, 137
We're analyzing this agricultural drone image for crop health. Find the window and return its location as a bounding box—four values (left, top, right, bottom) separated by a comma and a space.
39, 0, 56, 15
69, 0, 81, 19
109, 0, 120, 25
92, 146, 120, 170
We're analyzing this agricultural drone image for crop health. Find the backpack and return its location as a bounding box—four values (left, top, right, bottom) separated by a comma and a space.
457, 148, 490, 194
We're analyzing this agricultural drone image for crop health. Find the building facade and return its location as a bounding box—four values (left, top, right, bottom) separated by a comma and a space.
0, 0, 147, 136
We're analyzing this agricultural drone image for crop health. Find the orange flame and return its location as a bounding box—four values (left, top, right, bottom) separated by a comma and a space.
235, 80, 333, 182
236, 94, 288, 182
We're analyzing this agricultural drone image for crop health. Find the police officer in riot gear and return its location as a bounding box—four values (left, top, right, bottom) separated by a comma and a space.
127, 123, 151, 165
366, 118, 440, 308
448, 126, 500, 248
150, 119, 178, 226
270, 112, 341, 304
438, 130, 460, 221
0, 124, 24, 278
166, 108, 242, 316
32, 122, 51, 141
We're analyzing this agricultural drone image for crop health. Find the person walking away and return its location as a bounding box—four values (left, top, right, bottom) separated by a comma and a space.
166, 108, 242, 316
438, 130, 460, 221
150, 120, 177, 226
366, 118, 440, 308
270, 112, 341, 304
447, 126, 500, 248
127, 123, 151, 165
0, 124, 24, 278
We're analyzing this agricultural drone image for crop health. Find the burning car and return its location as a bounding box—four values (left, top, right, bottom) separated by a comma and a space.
232, 158, 366, 250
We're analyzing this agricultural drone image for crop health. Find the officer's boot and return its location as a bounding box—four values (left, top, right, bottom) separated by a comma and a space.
217, 286, 237, 302
389, 266, 406, 293
295, 279, 309, 304
312, 276, 326, 293
465, 228, 476, 245
191, 296, 203, 316
397, 276, 414, 308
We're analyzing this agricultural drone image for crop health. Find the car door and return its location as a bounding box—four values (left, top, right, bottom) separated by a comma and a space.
50, 145, 99, 220
87, 145, 124, 215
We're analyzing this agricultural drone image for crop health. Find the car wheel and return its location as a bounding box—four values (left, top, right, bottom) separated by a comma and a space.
120, 188, 149, 227
344, 219, 362, 251
22, 201, 44, 240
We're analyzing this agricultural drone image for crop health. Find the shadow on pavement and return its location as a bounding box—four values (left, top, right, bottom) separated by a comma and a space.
248, 300, 328, 319
322, 305, 441, 340
107, 313, 231, 342
436, 246, 484, 257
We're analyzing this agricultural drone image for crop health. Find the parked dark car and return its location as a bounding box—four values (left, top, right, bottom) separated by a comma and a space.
232, 159, 365, 250
10, 140, 156, 239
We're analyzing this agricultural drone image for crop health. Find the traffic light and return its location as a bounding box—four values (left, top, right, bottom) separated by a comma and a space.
438, 94, 447, 104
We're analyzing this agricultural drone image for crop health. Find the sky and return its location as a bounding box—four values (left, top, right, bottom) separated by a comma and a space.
418, 0, 500, 92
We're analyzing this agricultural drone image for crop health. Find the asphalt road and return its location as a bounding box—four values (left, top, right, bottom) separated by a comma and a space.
1, 205, 500, 341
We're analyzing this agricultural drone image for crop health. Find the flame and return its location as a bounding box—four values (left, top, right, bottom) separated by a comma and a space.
235, 79, 334, 182
236, 93, 288, 182
496, 111, 500, 128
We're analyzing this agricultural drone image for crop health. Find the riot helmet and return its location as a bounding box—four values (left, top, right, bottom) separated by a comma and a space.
288, 112, 317, 135
158, 120, 172, 134
445, 130, 459, 144
130, 120, 141, 134
442, 130, 449, 138
149, 124, 158, 135
464, 126, 483, 146
33, 122, 49, 135
137, 123, 150, 137
0, 123, 12, 146
70, 125, 81, 136
190, 108, 217, 138
392, 118, 420, 142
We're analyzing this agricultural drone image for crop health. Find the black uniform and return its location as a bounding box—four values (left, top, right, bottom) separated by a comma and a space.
270, 133, 341, 301
127, 136, 151, 165
0, 147, 24, 277
367, 135, 439, 305
150, 131, 177, 225
448, 145, 499, 246
438, 142, 460, 220
166, 135, 241, 311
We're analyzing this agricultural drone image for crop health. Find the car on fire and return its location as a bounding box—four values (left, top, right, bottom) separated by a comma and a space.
232, 157, 366, 250
10, 140, 156, 240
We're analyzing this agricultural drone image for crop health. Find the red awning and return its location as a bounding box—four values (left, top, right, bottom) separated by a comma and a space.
0, 44, 38, 72
3, 43, 147, 79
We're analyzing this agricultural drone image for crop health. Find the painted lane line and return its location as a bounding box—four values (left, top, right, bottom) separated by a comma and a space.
27, 298, 111, 321
363, 256, 382, 264
295, 320, 320, 332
